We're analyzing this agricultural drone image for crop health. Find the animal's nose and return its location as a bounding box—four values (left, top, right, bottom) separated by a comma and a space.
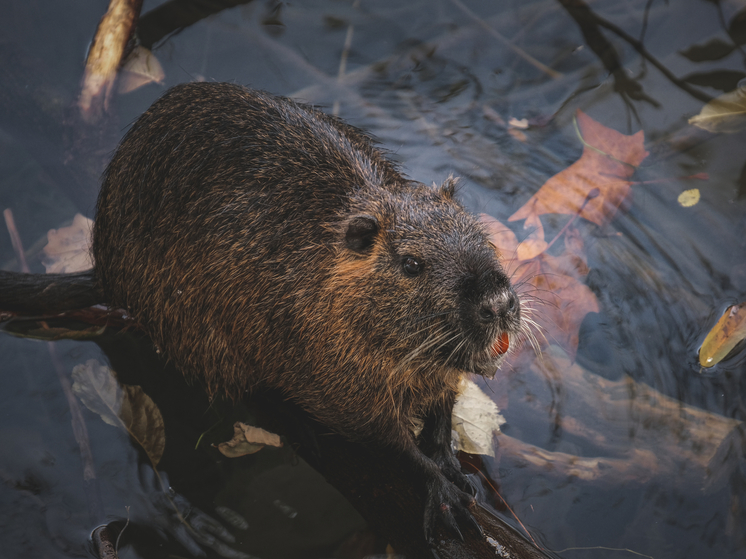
478, 289, 519, 324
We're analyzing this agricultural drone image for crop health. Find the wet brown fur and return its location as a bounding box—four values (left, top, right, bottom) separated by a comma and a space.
93, 82, 519, 466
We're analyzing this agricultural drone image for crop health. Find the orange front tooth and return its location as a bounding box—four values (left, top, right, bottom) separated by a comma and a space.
491, 332, 510, 356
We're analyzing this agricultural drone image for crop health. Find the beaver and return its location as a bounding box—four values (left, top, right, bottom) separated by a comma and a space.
92, 82, 521, 541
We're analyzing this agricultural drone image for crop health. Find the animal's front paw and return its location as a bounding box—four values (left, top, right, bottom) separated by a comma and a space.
423, 475, 481, 543
432, 451, 475, 496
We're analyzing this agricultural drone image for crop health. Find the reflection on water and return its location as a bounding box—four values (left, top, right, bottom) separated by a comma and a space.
1, 0, 745, 557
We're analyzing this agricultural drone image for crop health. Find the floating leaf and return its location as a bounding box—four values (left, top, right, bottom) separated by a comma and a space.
42, 213, 94, 274
215, 422, 282, 458
452, 378, 505, 457
699, 303, 746, 368
678, 189, 701, 207
509, 110, 648, 228
72, 360, 165, 465
508, 117, 529, 129
689, 86, 746, 133
118, 46, 165, 94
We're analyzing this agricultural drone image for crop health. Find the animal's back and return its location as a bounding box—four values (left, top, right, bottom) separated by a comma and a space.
95, 83, 403, 397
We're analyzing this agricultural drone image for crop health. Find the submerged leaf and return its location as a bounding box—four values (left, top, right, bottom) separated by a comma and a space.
42, 213, 94, 274
72, 360, 165, 465
509, 110, 648, 228
118, 46, 165, 94
516, 204, 548, 260
72, 360, 123, 427
689, 86, 746, 133
700, 303, 746, 368
452, 378, 505, 457
480, 214, 599, 358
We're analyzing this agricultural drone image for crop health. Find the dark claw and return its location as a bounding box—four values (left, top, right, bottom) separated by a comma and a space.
441, 505, 464, 542
453, 470, 477, 496
433, 452, 476, 496
423, 475, 479, 543
463, 506, 484, 537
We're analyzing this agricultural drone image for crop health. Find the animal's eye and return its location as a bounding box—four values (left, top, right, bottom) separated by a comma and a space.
402, 256, 422, 277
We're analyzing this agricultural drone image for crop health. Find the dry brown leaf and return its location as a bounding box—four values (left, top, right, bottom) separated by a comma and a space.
216, 422, 283, 458
699, 303, 746, 368
509, 110, 649, 228
42, 213, 94, 273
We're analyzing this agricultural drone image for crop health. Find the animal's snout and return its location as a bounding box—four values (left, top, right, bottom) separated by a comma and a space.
477, 289, 519, 325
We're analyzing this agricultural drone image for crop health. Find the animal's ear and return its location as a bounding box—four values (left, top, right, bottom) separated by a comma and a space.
344, 214, 379, 253
439, 176, 458, 198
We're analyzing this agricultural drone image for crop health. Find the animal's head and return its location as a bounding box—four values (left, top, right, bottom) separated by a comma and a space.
336, 178, 521, 378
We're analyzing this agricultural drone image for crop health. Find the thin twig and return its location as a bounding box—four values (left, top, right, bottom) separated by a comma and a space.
3, 209, 30, 273
591, 9, 713, 103
449, 0, 562, 79
332, 0, 361, 116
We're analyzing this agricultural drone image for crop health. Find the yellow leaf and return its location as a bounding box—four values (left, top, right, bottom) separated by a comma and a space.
699, 303, 746, 368
678, 188, 700, 207
688, 86, 746, 133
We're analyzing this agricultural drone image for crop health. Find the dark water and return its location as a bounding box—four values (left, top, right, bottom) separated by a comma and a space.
1, 0, 745, 557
